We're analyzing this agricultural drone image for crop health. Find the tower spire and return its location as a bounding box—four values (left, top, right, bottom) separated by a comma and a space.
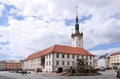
75, 6, 80, 34
76, 6, 78, 24
71, 5, 83, 48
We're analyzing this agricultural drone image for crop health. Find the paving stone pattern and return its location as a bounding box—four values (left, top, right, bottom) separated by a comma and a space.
0, 70, 118, 79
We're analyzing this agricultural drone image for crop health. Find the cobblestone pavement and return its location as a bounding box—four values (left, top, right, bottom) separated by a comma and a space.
0, 70, 118, 79
0, 75, 15, 79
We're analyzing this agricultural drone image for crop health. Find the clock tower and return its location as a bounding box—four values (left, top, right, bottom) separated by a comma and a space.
71, 6, 83, 48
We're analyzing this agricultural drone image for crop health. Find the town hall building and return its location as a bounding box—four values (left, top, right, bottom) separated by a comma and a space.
23, 7, 94, 72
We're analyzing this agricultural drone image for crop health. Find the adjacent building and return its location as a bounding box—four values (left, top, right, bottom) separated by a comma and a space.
0, 60, 22, 70
4, 60, 21, 70
23, 7, 94, 72
98, 54, 111, 70
93, 59, 98, 69
0, 60, 5, 71
110, 52, 120, 69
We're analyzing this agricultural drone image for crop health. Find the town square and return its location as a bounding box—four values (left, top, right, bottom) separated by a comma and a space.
0, 0, 120, 79
0, 70, 118, 79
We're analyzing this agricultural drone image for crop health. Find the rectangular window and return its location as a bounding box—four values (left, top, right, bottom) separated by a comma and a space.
82, 55, 84, 59
49, 54, 51, 58
72, 55, 74, 59
90, 62, 92, 65
117, 59, 119, 61
67, 61, 70, 65
86, 56, 88, 60
86, 62, 88, 65
62, 54, 65, 58
114, 56, 116, 58
67, 54, 69, 58
56, 61, 59, 65
62, 61, 65, 65
117, 56, 119, 58
72, 61, 75, 65
90, 56, 92, 60
56, 54, 59, 58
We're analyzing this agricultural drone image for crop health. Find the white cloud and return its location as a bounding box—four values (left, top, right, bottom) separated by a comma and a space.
90, 47, 120, 56
0, 15, 72, 59
0, 0, 120, 59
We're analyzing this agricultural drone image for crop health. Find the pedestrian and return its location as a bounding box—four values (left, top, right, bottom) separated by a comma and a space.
24, 70, 27, 76
36, 68, 39, 74
22, 70, 24, 76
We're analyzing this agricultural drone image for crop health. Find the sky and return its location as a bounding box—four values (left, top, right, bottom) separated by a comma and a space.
0, 0, 120, 60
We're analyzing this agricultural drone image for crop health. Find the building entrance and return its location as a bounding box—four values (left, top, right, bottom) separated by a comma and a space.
57, 67, 63, 73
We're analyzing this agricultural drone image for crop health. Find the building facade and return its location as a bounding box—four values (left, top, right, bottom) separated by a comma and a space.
98, 54, 111, 70
0, 60, 5, 71
110, 52, 120, 69
4, 60, 21, 70
23, 45, 94, 72
93, 59, 98, 69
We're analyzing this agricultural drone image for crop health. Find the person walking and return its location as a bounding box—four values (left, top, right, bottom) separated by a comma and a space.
22, 70, 24, 76
24, 70, 27, 76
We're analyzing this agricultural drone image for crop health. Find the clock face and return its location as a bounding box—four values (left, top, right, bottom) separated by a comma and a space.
78, 37, 81, 40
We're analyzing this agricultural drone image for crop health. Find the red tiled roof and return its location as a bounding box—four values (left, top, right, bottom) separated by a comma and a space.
110, 52, 120, 56
25, 44, 94, 60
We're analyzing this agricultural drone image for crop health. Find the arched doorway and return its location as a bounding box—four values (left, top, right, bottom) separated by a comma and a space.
57, 67, 63, 73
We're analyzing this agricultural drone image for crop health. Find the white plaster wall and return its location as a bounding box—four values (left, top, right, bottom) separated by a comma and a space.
52, 53, 94, 72
23, 53, 94, 72
72, 36, 83, 48
53, 53, 77, 71
87, 56, 94, 66
45, 53, 53, 72
23, 57, 41, 70
98, 58, 106, 68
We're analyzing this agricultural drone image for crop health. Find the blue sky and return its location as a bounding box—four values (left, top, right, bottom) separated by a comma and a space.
0, 0, 120, 60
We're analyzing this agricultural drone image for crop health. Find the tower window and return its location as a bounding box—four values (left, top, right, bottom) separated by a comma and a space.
79, 37, 81, 40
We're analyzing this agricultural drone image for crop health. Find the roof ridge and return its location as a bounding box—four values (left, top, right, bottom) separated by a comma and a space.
25, 44, 94, 60
48, 44, 56, 53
